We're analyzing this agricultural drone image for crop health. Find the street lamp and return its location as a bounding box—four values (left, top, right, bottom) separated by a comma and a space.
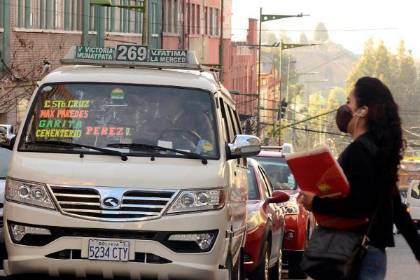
256, 8, 309, 137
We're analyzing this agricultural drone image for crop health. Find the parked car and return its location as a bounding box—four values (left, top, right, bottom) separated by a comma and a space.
0, 146, 12, 267
0, 146, 12, 238
0, 124, 15, 147
407, 180, 420, 229
254, 149, 315, 279
244, 158, 289, 280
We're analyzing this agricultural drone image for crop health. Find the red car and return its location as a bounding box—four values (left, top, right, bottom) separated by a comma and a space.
244, 158, 290, 280
254, 149, 315, 279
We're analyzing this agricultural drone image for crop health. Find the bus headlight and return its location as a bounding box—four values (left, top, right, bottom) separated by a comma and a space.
166, 189, 224, 214
5, 178, 56, 210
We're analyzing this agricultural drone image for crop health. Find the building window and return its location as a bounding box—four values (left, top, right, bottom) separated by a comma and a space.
196, 4, 200, 35
89, 4, 96, 31
151, 0, 158, 35
209, 7, 213, 35
163, 0, 169, 32
163, 0, 179, 34
173, 0, 178, 33
104, 0, 143, 33
14, 0, 82, 31
214, 8, 219, 36
0, 0, 3, 28
191, 4, 195, 34
204, 7, 208, 35
207, 7, 220, 36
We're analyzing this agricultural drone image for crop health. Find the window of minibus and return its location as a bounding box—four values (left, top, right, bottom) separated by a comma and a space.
19, 83, 219, 159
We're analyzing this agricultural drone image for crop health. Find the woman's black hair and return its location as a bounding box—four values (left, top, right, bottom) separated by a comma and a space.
354, 77, 404, 193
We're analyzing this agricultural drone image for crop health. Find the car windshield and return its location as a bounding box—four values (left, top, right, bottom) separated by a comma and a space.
0, 147, 12, 178
19, 83, 219, 159
254, 156, 297, 190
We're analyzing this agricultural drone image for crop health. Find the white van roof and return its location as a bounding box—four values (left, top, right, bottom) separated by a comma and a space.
41, 65, 221, 93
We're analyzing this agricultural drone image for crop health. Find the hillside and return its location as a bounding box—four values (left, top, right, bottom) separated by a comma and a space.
286, 40, 359, 95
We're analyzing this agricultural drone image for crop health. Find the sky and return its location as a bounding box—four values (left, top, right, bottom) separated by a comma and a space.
232, 0, 420, 57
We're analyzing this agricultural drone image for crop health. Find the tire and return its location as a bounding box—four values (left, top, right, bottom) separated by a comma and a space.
251, 241, 269, 280
288, 251, 307, 279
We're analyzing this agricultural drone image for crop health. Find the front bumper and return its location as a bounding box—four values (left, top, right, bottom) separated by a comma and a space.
243, 225, 265, 273
4, 202, 233, 280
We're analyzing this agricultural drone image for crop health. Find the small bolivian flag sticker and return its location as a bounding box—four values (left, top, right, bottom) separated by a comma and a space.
318, 183, 331, 193
111, 88, 125, 100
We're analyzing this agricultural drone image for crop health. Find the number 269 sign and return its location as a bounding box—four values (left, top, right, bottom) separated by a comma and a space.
116, 45, 148, 62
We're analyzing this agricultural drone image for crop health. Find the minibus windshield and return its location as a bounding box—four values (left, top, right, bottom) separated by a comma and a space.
19, 83, 219, 159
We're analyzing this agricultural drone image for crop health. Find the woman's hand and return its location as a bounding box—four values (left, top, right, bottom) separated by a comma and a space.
297, 191, 316, 211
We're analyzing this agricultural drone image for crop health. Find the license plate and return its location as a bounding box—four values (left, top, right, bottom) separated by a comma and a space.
88, 239, 130, 261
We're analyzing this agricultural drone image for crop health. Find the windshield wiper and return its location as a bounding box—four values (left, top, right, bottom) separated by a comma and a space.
107, 143, 208, 165
24, 140, 128, 161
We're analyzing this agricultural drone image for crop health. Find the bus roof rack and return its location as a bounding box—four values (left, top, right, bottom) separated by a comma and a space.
60, 45, 203, 71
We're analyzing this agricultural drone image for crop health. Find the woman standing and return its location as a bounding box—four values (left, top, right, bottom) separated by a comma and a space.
299, 77, 420, 279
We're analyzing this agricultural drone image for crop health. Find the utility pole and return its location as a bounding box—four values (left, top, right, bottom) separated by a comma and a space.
276, 42, 316, 145
257, 7, 263, 138
142, 0, 149, 46
219, 0, 225, 82
256, 10, 308, 138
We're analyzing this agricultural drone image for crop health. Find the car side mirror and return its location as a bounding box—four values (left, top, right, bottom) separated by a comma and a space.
267, 191, 290, 204
227, 135, 261, 159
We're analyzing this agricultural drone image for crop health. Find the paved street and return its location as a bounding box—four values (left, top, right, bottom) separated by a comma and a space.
385, 232, 420, 280
282, 233, 420, 280
1, 233, 419, 280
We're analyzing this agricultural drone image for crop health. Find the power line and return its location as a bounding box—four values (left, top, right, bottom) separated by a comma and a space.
292, 126, 348, 137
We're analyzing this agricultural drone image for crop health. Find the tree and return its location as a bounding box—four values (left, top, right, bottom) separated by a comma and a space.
393, 41, 417, 126
299, 32, 309, 44
346, 38, 376, 90
263, 32, 278, 45
313, 22, 329, 43
346, 38, 418, 127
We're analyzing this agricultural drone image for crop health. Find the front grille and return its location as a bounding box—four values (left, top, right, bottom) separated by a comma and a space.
50, 186, 177, 221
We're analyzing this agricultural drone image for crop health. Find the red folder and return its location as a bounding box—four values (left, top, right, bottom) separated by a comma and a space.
286, 147, 368, 229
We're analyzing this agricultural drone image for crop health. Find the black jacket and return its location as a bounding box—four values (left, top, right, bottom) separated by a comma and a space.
312, 133, 420, 260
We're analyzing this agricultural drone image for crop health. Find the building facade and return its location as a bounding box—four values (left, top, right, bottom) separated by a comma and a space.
1, 0, 161, 125
1, 0, 257, 131
223, 19, 258, 119
257, 51, 280, 142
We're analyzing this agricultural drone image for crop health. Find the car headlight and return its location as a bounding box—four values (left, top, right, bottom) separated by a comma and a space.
167, 189, 224, 214
281, 197, 299, 215
5, 178, 56, 210
283, 204, 299, 215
